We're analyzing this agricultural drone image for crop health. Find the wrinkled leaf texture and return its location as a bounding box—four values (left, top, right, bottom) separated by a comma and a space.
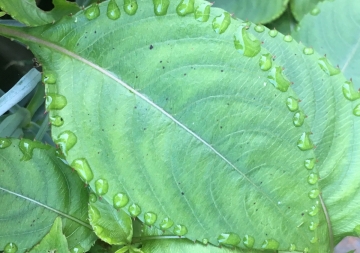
1, 0, 359, 251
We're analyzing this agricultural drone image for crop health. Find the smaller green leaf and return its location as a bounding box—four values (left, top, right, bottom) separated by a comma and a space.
0, 0, 80, 26
28, 217, 69, 253
0, 11, 5, 17
89, 195, 133, 245
290, 0, 322, 22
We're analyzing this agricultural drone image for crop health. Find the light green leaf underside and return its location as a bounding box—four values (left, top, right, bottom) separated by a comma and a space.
293, 0, 360, 243
89, 196, 133, 245
293, 0, 360, 89
1, 0, 358, 251
0, 138, 96, 253
0, 0, 80, 26
290, 0, 322, 22
28, 217, 70, 253
141, 238, 270, 253
213, 0, 289, 24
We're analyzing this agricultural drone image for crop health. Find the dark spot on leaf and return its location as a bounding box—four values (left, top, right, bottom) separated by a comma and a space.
184, 73, 186, 76
163, 66, 165, 69
94, 31, 96, 33
136, 76, 138, 78
301, 213, 304, 216
221, 70, 224, 72
181, 192, 184, 195
149, 45, 154, 50
160, 60, 162, 63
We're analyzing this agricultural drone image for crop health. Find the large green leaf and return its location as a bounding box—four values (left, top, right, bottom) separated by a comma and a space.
1, 0, 359, 251
0, 0, 80, 26
0, 138, 96, 252
213, 0, 289, 24
292, 0, 360, 90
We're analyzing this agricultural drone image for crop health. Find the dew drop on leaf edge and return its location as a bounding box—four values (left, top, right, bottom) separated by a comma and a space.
113, 193, 129, 209
173, 224, 188, 236
267, 66, 291, 92
159, 217, 174, 230
259, 53, 272, 71
212, 12, 231, 34
128, 203, 141, 217
54, 130, 77, 157
84, 4, 100, 20
234, 26, 261, 57
0, 138, 11, 149
194, 2, 210, 22
217, 232, 241, 246
243, 234, 255, 248
297, 132, 313, 151
261, 239, 279, 250
176, 0, 195, 16
153, 0, 170, 16
71, 158, 94, 183
4, 242, 18, 253
45, 93, 67, 111
107, 0, 121, 20
89, 204, 101, 223
124, 0, 138, 16
144, 212, 157, 225
95, 178, 109, 196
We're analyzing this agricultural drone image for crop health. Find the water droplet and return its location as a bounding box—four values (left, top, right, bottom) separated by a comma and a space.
89, 193, 97, 203
261, 239, 279, 250
234, 26, 261, 57
308, 189, 320, 199
194, 2, 210, 22
268, 29, 278, 37
267, 66, 291, 92
308, 204, 320, 216
307, 173, 319, 185
283, 35, 293, 42
54, 130, 77, 156
243, 235, 255, 248
70, 245, 85, 253
202, 239, 208, 245
342, 80, 360, 101
353, 104, 360, 116
4, 243, 18, 253
297, 132, 314, 151
93, 225, 104, 235
153, 0, 170, 16
310, 7, 320, 16
95, 179, 109, 196
173, 224, 188, 236
42, 71, 57, 84
293, 110, 305, 127
303, 47, 314, 55
176, 0, 195, 16
124, 0, 138, 15
49, 115, 64, 127
85, 4, 100, 20
318, 57, 340, 76
310, 236, 318, 243
128, 203, 141, 217
0, 138, 11, 149
159, 217, 174, 230
259, 53, 272, 71
304, 158, 316, 170
45, 93, 67, 110
309, 221, 319, 231
144, 212, 157, 225
212, 12, 231, 34
289, 243, 296, 251
107, 0, 120, 20
241, 21, 251, 28
19, 139, 48, 161
71, 158, 94, 183
217, 233, 241, 246
286, 96, 299, 112
254, 24, 265, 33
89, 205, 101, 223
353, 225, 360, 236
113, 192, 129, 209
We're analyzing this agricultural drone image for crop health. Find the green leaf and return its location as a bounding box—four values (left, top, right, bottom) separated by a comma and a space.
0, 138, 96, 252
89, 194, 133, 245
28, 217, 69, 253
141, 238, 273, 252
0, 0, 80, 26
1, 0, 358, 251
213, 0, 289, 24
290, 0, 322, 22
266, 8, 296, 36
292, 0, 360, 90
